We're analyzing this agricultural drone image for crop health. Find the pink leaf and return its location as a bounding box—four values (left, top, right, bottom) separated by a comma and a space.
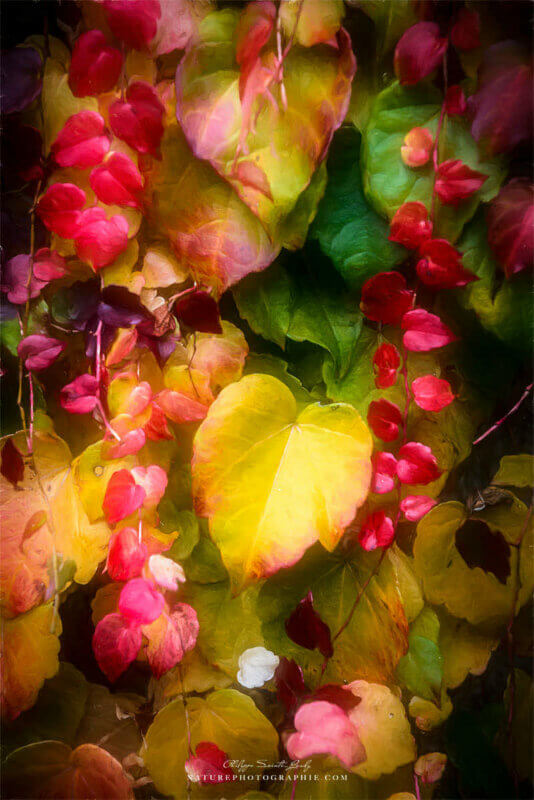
119, 578, 165, 625
51, 110, 110, 169
60, 373, 99, 414
107, 527, 148, 581
400, 495, 437, 522
487, 178, 534, 278
360, 272, 414, 325
73, 207, 129, 270
17, 334, 65, 372
103, 0, 161, 50
401, 127, 433, 168
148, 554, 185, 591
402, 309, 457, 352
358, 511, 395, 551
90, 152, 144, 209
411, 375, 455, 412
285, 591, 333, 659
33, 248, 67, 281
372, 342, 401, 389
435, 159, 487, 206
92, 612, 142, 682
394, 22, 448, 86
416, 238, 477, 289
69, 30, 123, 97
131, 465, 168, 509
109, 81, 165, 158
185, 742, 235, 785
36, 183, 86, 239
103, 469, 146, 525
103, 423, 146, 459
367, 399, 403, 442
144, 602, 199, 678
286, 701, 366, 769
397, 442, 442, 485
371, 452, 398, 495
389, 201, 432, 250
2, 255, 45, 304
450, 9, 480, 52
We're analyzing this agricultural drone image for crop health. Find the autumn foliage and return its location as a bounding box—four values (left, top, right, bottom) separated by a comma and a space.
1, 1, 533, 799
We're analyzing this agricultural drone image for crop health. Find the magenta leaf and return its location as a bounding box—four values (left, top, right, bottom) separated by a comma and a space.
119, 578, 165, 626
92, 612, 142, 682
17, 335, 65, 372
60, 373, 99, 414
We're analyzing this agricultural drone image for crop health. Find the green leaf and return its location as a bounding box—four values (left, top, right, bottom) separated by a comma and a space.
396, 608, 443, 701
234, 251, 362, 378
362, 82, 505, 241
257, 544, 410, 685
457, 213, 533, 351
165, 510, 200, 561
142, 689, 279, 799
492, 454, 534, 489
356, 0, 417, 56
311, 127, 405, 290
1, 663, 88, 758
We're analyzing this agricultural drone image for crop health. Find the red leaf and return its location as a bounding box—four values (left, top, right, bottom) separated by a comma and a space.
92, 612, 142, 682
358, 510, 395, 551
450, 9, 480, 52
360, 272, 414, 325
373, 343, 401, 389
487, 178, 534, 278
145, 402, 173, 441
185, 742, 235, 786
444, 85, 467, 116
103, 469, 146, 525
401, 127, 433, 168
286, 701, 366, 769
435, 159, 487, 206
397, 441, 442, 485
394, 22, 448, 86
312, 684, 361, 713
389, 201, 432, 250
36, 183, 86, 239
416, 238, 477, 289
51, 110, 110, 169
60, 373, 99, 414
173, 290, 223, 334
90, 152, 144, 210
468, 42, 533, 155
17, 334, 65, 371
371, 451, 398, 494
107, 527, 148, 581
367, 399, 403, 442
74, 207, 129, 270
69, 30, 123, 97
411, 375, 455, 412
274, 657, 308, 714
402, 309, 457, 352
109, 81, 165, 158
119, 578, 164, 625
103, 0, 161, 50
144, 603, 199, 678
236, 1, 276, 73
400, 494, 437, 522
1, 439, 24, 486
285, 591, 333, 659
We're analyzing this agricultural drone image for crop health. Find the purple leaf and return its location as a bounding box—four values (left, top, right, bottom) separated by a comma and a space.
1, 254, 46, 304
1, 46, 42, 113
275, 657, 308, 714
285, 591, 333, 659
1, 439, 24, 486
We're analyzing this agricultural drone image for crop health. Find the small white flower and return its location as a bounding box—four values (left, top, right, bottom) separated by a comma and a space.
148, 554, 186, 591
237, 647, 279, 689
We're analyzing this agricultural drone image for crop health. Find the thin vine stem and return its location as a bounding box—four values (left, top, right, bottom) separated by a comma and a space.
473, 383, 533, 446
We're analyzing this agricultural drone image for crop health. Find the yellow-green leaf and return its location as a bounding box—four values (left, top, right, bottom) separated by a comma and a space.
192, 374, 372, 589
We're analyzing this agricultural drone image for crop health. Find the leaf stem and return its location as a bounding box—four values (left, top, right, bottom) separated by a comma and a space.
430, 55, 448, 225
473, 383, 533, 446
